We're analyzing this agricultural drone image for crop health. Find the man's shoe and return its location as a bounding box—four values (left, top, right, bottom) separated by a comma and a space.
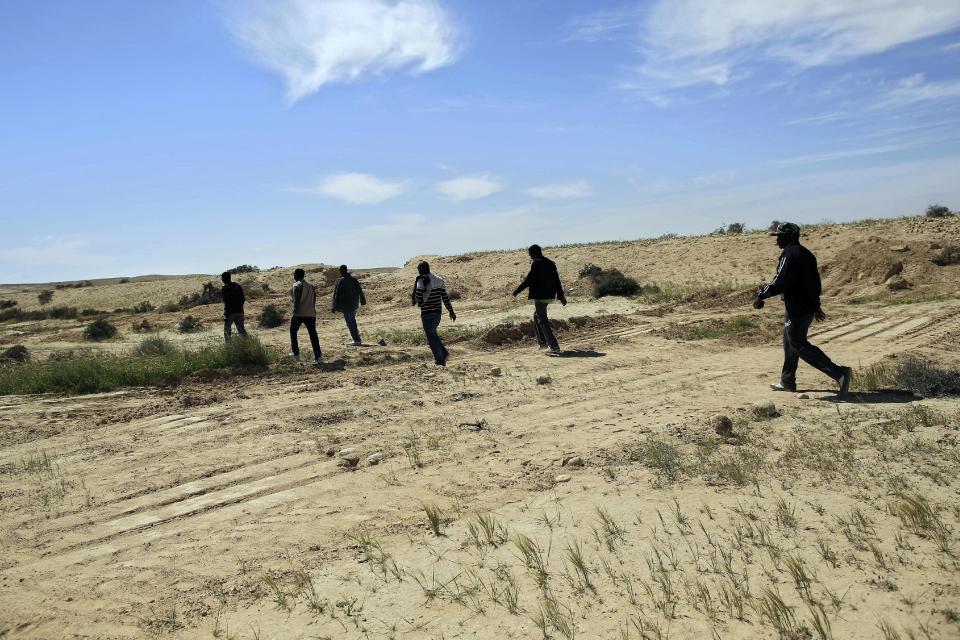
838, 367, 852, 397
546, 348, 562, 357
288, 352, 300, 361
313, 356, 324, 365
770, 382, 796, 392
352, 341, 362, 346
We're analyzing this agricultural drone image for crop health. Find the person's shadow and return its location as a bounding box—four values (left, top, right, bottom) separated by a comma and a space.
550, 350, 606, 358
821, 389, 915, 404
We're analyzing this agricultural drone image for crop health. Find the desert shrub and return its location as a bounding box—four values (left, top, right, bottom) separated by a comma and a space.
634, 439, 684, 483
134, 337, 177, 357
177, 315, 204, 333
768, 220, 782, 232
0, 300, 16, 309
80, 308, 102, 317
56, 280, 92, 289
448, 289, 462, 300
0, 337, 276, 395
896, 357, 960, 397
591, 268, 641, 297
132, 301, 155, 313
37, 290, 53, 305
159, 302, 180, 313
47, 306, 79, 319
726, 222, 746, 234
131, 318, 154, 333
1, 345, 29, 364
931, 245, 960, 266
84, 318, 118, 341
118, 278, 130, 284
228, 264, 260, 274
257, 304, 286, 328
926, 204, 952, 218
578, 263, 603, 279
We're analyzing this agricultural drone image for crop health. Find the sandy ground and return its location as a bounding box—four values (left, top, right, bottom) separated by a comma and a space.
1, 217, 959, 639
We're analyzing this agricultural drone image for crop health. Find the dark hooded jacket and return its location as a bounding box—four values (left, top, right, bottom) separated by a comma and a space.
221, 282, 245, 317
331, 274, 366, 313
514, 257, 565, 300
758, 243, 821, 317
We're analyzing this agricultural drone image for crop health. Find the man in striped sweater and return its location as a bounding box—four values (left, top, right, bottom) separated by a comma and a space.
412, 261, 456, 366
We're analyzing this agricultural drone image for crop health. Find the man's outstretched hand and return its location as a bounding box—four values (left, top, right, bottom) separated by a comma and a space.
752, 297, 765, 310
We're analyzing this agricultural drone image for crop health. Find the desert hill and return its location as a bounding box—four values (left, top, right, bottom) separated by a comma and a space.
1, 213, 959, 640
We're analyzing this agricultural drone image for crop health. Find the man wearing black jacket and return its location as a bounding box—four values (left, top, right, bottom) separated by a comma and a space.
513, 244, 567, 355
753, 223, 851, 395
331, 265, 367, 345
220, 271, 246, 341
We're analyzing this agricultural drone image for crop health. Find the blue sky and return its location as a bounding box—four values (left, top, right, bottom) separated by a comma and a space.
2, 0, 959, 282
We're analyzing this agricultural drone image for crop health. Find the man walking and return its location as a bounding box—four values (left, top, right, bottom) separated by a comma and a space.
290, 268, 322, 364
221, 271, 246, 341
513, 244, 567, 355
412, 261, 456, 366
753, 223, 851, 395
331, 265, 366, 346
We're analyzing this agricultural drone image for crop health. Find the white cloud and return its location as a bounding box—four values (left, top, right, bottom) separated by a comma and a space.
435, 174, 503, 201
591, 1, 960, 97
310, 172, 408, 204
223, 0, 460, 102
525, 180, 592, 199
566, 5, 642, 42
879, 74, 960, 107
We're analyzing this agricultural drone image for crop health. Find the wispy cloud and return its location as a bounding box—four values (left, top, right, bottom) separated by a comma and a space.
307, 172, 408, 204
525, 180, 592, 199
435, 174, 503, 201
878, 73, 960, 107
694, 170, 736, 187
565, 5, 642, 42
223, 0, 460, 103
579, 1, 960, 101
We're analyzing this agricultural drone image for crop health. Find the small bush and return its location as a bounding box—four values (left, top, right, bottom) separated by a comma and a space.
177, 315, 204, 333
83, 318, 118, 341
47, 306, 78, 319
79, 308, 101, 317
135, 337, 177, 357
228, 264, 260, 274
926, 204, 952, 218
131, 318, 155, 333
1, 345, 29, 364
896, 357, 960, 397
55, 280, 92, 289
37, 290, 53, 305
0, 300, 16, 309
578, 263, 603, 279
726, 222, 746, 234
132, 301, 155, 313
257, 304, 286, 328
931, 245, 960, 266
592, 269, 641, 297
118, 278, 130, 284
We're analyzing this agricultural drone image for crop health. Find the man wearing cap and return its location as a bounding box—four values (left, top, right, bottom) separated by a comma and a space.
753, 223, 852, 396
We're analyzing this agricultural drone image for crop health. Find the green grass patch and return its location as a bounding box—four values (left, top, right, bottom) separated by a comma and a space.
660, 315, 773, 342
370, 324, 487, 346
0, 337, 276, 396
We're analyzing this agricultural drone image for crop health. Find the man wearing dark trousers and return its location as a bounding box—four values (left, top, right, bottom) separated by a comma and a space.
513, 244, 567, 355
331, 265, 366, 346
220, 271, 247, 341
412, 261, 456, 366
753, 223, 851, 396
290, 268, 322, 364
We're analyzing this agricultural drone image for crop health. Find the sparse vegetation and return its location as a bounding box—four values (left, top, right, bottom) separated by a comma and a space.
176, 315, 204, 333
131, 301, 155, 313
257, 304, 286, 329
1, 345, 29, 364
228, 264, 260, 274
0, 300, 17, 309
925, 204, 952, 218
857, 356, 960, 396
83, 318, 118, 341
931, 245, 960, 266
0, 337, 274, 395
37, 290, 53, 305
134, 337, 177, 357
